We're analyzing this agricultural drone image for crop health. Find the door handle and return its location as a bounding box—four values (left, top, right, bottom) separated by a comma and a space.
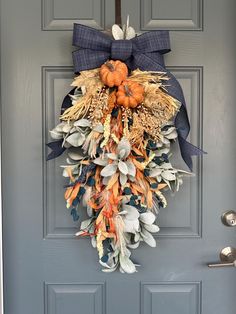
208, 261, 236, 268
208, 247, 236, 268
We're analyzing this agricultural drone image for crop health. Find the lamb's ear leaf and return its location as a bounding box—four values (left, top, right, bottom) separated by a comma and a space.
162, 170, 176, 181
117, 138, 131, 158
143, 223, 160, 233
123, 15, 136, 40
119, 255, 137, 274
123, 205, 140, 220
67, 148, 84, 161
140, 212, 156, 225
107, 153, 118, 160
112, 24, 124, 40
141, 229, 156, 247
149, 168, 162, 177
125, 160, 136, 177
118, 160, 128, 175
66, 132, 85, 147
49, 130, 64, 140
101, 164, 118, 177
93, 157, 108, 166
123, 218, 139, 233
125, 26, 136, 40
74, 119, 91, 128
119, 173, 127, 186
80, 218, 93, 230
93, 123, 104, 133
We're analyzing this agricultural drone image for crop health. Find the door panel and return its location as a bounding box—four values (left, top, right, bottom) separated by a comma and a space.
42, 66, 202, 239
42, 0, 105, 30
1, 0, 236, 314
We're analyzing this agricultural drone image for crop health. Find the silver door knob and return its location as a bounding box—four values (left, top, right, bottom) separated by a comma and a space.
208, 247, 236, 268
221, 210, 236, 226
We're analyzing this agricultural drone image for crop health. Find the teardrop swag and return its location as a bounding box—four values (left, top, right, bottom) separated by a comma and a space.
47, 5, 204, 273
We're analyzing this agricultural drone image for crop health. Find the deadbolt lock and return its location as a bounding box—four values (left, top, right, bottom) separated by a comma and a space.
221, 210, 236, 227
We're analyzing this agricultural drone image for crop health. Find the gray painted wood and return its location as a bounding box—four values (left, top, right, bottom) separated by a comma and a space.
1, 0, 236, 313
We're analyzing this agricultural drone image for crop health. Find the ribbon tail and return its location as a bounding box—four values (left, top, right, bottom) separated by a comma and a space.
46, 140, 66, 161
178, 136, 206, 171
164, 73, 207, 170
61, 88, 76, 114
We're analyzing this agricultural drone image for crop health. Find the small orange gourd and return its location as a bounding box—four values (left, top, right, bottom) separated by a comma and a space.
100, 60, 128, 87
116, 80, 144, 108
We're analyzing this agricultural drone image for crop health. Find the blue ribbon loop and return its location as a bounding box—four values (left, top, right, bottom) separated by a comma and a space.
48, 24, 205, 170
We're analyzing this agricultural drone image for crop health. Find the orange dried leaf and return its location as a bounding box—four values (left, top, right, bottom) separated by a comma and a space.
147, 190, 153, 208
70, 183, 81, 202
132, 147, 144, 156
131, 183, 144, 194
81, 160, 90, 165
106, 173, 119, 190
136, 169, 144, 180
96, 210, 105, 226
132, 158, 144, 170
131, 186, 139, 195
64, 187, 73, 200
113, 180, 119, 198
88, 200, 105, 210
95, 168, 102, 192
158, 183, 167, 190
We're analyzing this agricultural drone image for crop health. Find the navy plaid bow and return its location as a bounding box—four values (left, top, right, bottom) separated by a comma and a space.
72, 24, 171, 73
48, 24, 205, 170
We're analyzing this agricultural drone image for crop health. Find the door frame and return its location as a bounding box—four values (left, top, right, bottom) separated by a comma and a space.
0, 151, 3, 314
0, 0, 4, 309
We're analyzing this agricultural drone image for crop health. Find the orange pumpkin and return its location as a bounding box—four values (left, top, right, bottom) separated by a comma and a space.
100, 60, 128, 87
116, 80, 144, 108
